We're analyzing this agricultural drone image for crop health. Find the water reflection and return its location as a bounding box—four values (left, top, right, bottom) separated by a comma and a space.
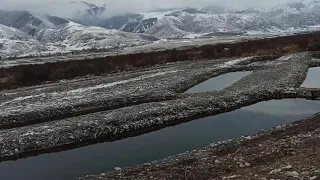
301, 67, 320, 88
186, 71, 251, 93
0, 99, 319, 180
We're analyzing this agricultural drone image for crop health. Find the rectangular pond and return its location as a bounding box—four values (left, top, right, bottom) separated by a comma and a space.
186, 71, 251, 93
301, 67, 320, 88
0, 99, 320, 180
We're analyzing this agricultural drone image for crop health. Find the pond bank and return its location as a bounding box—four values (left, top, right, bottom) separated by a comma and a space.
82, 111, 320, 180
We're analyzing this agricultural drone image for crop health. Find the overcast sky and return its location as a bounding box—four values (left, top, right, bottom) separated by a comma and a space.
0, 0, 303, 17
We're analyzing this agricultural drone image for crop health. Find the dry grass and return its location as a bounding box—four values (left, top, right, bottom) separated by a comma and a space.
1, 32, 320, 91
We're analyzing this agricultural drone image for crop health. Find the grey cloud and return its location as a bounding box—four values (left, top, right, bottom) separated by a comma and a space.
0, 0, 300, 18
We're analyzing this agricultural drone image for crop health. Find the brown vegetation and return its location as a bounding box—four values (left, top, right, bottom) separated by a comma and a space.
1, 32, 320, 91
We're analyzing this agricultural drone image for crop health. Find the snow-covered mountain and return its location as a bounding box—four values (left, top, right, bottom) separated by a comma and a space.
99, 13, 158, 33
0, 10, 70, 36
69, 1, 106, 26
0, 19, 157, 57
0, 0, 320, 58
307, 0, 320, 15
0, 24, 47, 58
97, 1, 320, 38
264, 0, 320, 29
36, 22, 157, 51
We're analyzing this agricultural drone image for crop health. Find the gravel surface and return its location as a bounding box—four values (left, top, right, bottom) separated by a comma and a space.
0, 52, 319, 163
0, 57, 256, 129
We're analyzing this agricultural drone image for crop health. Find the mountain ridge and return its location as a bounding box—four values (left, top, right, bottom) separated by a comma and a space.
0, 0, 320, 58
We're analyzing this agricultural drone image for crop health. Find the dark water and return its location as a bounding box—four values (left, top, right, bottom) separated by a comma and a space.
301, 67, 320, 88
0, 99, 320, 180
186, 71, 251, 93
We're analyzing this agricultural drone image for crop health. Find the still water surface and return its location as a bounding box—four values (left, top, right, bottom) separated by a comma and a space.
0, 99, 319, 180
186, 71, 251, 93
301, 67, 320, 88
1, 70, 320, 180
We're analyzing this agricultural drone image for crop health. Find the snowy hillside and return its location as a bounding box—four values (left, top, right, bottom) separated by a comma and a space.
0, 24, 46, 57
0, 10, 70, 36
98, 2, 320, 39
264, 1, 320, 29
0, 6, 158, 57
36, 22, 157, 51
69, 1, 106, 26
142, 10, 283, 38
0, 21, 157, 58
0, 0, 320, 57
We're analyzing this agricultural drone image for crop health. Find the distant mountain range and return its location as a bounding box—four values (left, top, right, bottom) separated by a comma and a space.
0, 0, 320, 58
93, 1, 320, 38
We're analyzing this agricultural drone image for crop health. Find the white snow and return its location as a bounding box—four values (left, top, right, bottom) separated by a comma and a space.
220, 57, 251, 68
141, 11, 172, 20
0, 70, 183, 115
29, 12, 58, 29
278, 55, 293, 61
182, 33, 206, 39
67, 70, 181, 94
0, 24, 46, 58
0, 21, 155, 58
1, 1, 320, 58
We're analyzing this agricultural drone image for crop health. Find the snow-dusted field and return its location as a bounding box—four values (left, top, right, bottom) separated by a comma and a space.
0, 56, 255, 129
0, 34, 276, 68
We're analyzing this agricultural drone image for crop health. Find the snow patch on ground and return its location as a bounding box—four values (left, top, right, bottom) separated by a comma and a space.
220, 57, 251, 68
67, 70, 182, 94
0, 70, 183, 115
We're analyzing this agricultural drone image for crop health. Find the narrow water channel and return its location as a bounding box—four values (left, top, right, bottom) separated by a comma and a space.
0, 99, 319, 180
301, 67, 320, 88
186, 71, 251, 93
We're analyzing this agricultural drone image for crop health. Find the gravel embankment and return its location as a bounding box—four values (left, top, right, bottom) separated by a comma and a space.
0, 57, 255, 129
0, 52, 318, 162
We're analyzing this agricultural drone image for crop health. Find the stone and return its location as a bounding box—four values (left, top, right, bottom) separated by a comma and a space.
245, 136, 252, 140
310, 176, 318, 180
283, 165, 293, 169
225, 175, 239, 179
285, 171, 299, 177
215, 159, 222, 165
270, 169, 282, 174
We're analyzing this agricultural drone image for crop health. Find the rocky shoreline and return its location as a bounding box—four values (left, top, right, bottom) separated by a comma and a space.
81, 112, 320, 180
